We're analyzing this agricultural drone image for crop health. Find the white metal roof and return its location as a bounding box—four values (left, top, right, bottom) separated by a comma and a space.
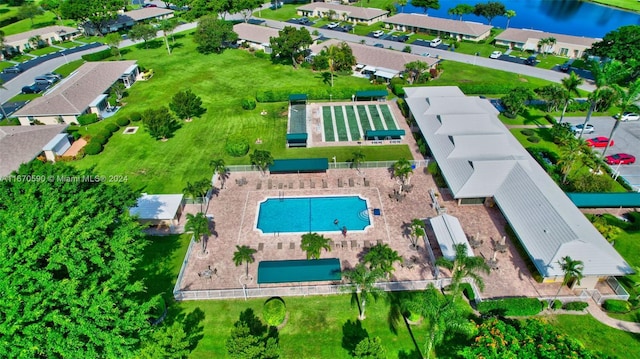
406, 86, 632, 278
430, 214, 474, 261
129, 194, 183, 221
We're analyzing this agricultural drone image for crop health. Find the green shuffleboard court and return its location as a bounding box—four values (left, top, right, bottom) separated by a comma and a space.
320, 104, 399, 143
257, 258, 342, 284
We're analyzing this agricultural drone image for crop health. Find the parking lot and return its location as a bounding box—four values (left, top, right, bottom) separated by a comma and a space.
564, 116, 640, 191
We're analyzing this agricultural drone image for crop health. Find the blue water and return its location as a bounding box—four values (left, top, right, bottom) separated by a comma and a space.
402, 0, 640, 38
257, 196, 371, 234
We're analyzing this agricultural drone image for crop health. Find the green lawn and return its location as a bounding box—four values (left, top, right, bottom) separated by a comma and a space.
0, 4, 18, 23
430, 60, 555, 90
54, 41, 82, 49
588, 0, 640, 12
53, 59, 85, 77
71, 36, 411, 193
29, 46, 60, 56
0, 11, 75, 35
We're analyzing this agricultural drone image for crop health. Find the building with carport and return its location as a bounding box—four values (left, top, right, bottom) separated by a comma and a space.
129, 194, 185, 229
405, 86, 632, 288
287, 94, 308, 147
269, 158, 329, 174
384, 13, 492, 42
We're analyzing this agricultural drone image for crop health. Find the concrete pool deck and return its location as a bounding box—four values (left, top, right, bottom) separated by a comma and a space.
175, 167, 608, 300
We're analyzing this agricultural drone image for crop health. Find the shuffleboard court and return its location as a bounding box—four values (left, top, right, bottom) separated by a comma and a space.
368, 105, 385, 129
319, 104, 400, 143
322, 106, 335, 141
333, 106, 349, 141
379, 105, 397, 129
345, 106, 360, 140
258, 258, 341, 284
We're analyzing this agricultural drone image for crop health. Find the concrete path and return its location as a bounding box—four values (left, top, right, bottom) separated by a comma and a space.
586, 299, 640, 333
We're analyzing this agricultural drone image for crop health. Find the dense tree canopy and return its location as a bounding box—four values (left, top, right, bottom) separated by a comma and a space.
193, 16, 238, 54
170, 89, 206, 121
588, 25, 640, 81
142, 106, 180, 140
473, 1, 506, 25
60, 0, 122, 36
269, 26, 313, 68
0, 161, 157, 358
412, 0, 440, 14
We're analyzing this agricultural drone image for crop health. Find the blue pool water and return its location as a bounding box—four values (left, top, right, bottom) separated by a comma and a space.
256, 196, 371, 234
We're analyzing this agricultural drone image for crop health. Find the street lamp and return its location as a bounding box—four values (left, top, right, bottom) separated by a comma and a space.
332, 156, 337, 168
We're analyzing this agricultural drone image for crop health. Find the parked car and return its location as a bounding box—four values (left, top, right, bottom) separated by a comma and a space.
43, 72, 62, 81
3, 65, 22, 74
298, 17, 310, 24
142, 3, 157, 7
560, 62, 571, 72
586, 136, 614, 148
397, 35, 409, 42
372, 30, 384, 38
615, 112, 640, 121
373, 43, 384, 48
327, 22, 340, 29
524, 55, 537, 65
21, 85, 40, 94
34, 76, 54, 85
489, 51, 502, 59
571, 124, 595, 134
430, 38, 442, 47
341, 24, 353, 32
606, 153, 636, 165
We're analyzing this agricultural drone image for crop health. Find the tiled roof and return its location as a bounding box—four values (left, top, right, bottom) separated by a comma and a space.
385, 13, 492, 37
495, 28, 600, 47
0, 125, 67, 177
233, 23, 280, 45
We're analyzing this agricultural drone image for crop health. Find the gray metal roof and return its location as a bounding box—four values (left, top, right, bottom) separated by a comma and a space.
406, 86, 632, 278
0, 125, 67, 177
429, 214, 474, 261
385, 13, 492, 37
129, 194, 183, 221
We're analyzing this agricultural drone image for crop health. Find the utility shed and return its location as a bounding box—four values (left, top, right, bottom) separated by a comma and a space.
129, 194, 184, 227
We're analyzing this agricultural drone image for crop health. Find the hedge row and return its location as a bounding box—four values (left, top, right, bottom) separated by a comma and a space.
477, 297, 544, 316
603, 299, 631, 313
563, 301, 589, 311
255, 86, 386, 102
78, 113, 99, 126
82, 49, 112, 62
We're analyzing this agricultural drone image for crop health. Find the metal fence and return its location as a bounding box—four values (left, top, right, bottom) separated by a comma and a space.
223, 160, 431, 174
537, 277, 630, 305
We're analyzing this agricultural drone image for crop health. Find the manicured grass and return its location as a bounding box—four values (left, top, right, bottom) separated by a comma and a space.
8, 93, 41, 102
550, 315, 640, 359
0, 12, 75, 35
255, 4, 299, 21
0, 62, 13, 71
71, 34, 411, 193
29, 46, 60, 56
9, 54, 32, 63
431, 60, 556, 90
54, 41, 83, 49
603, 224, 640, 322
53, 59, 85, 77
588, 0, 640, 12
0, 4, 19, 23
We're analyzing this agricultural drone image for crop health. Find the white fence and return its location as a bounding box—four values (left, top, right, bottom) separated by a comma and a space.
223, 159, 431, 173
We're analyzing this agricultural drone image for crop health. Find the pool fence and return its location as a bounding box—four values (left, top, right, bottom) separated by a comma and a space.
217, 160, 430, 174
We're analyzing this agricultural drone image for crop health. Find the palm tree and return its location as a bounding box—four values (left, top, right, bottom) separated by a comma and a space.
233, 245, 257, 277
557, 138, 591, 184
551, 256, 584, 307
558, 71, 583, 123
185, 212, 211, 254
341, 263, 385, 320
159, 19, 178, 54
210, 158, 229, 189
537, 38, 549, 54
323, 44, 338, 87
300, 232, 331, 260
397, 0, 407, 13
392, 158, 413, 193
602, 79, 640, 158
435, 243, 490, 299
250, 149, 274, 175
363, 243, 402, 278
504, 10, 516, 28
183, 179, 210, 212
405, 284, 472, 359
351, 149, 365, 172
408, 218, 425, 250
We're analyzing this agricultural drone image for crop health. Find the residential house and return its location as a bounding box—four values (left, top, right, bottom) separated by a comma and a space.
494, 28, 600, 58
13, 61, 139, 126
297, 3, 388, 25
404, 86, 633, 288
4, 26, 80, 53
384, 13, 491, 42
0, 125, 68, 177
129, 194, 185, 229
233, 23, 281, 54
82, 7, 174, 35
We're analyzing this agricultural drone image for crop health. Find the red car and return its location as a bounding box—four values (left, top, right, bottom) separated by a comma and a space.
586, 136, 614, 148
605, 153, 636, 165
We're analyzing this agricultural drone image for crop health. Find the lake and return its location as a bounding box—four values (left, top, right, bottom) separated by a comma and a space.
401, 0, 640, 38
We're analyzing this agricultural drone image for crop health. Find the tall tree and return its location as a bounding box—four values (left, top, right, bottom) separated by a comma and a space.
448, 4, 474, 21
353, 337, 387, 359
351, 149, 365, 172
129, 24, 157, 49
408, 218, 425, 250
412, 0, 440, 14
194, 16, 238, 54
170, 89, 205, 121
342, 263, 385, 320
61, 0, 122, 36
363, 243, 402, 278
210, 158, 229, 190
104, 32, 122, 57
142, 107, 180, 140
504, 9, 516, 28
233, 0, 263, 23
158, 19, 178, 54
18, 2, 44, 26
233, 245, 257, 277
602, 78, 640, 157
41, 0, 63, 25
225, 309, 280, 359
404, 60, 429, 85
185, 212, 211, 254
183, 179, 210, 212
550, 256, 584, 307
535, 84, 565, 112
0, 161, 158, 357
250, 149, 274, 175
392, 158, 413, 192
397, 0, 407, 14
557, 137, 591, 184
269, 26, 313, 69
588, 25, 640, 80
558, 71, 583, 123
435, 243, 490, 299
501, 87, 534, 118
405, 284, 473, 359
473, 1, 506, 25
300, 232, 331, 260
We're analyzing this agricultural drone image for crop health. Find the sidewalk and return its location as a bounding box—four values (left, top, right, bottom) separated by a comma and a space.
586, 299, 640, 333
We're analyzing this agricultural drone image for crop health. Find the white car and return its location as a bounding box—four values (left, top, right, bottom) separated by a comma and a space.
490, 51, 502, 59
430, 38, 442, 47
616, 112, 640, 121
372, 30, 384, 38
327, 22, 340, 29
571, 124, 595, 134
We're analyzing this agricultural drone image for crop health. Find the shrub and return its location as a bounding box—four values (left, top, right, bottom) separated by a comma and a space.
97, 129, 112, 139
602, 299, 631, 313
84, 142, 103, 155
81, 49, 112, 62
91, 135, 108, 146
406, 311, 421, 322
563, 301, 589, 311
116, 117, 130, 127
263, 297, 286, 327
477, 297, 543, 316
241, 98, 256, 110
527, 136, 540, 143
130, 112, 142, 122
544, 114, 556, 124
77, 113, 99, 126
225, 137, 250, 157
105, 123, 120, 133
551, 300, 562, 310
460, 283, 476, 302
520, 129, 535, 136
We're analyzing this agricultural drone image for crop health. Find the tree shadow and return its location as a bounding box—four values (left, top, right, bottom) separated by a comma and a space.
398, 348, 423, 359
171, 42, 184, 50
136, 39, 164, 50
120, 48, 132, 56
32, 20, 57, 29
132, 234, 183, 301
239, 308, 268, 337
341, 319, 369, 355
174, 306, 206, 351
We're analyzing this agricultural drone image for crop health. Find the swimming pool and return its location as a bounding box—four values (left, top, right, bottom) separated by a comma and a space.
256, 196, 371, 234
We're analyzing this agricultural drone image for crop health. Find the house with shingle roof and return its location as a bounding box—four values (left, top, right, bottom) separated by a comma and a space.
0, 125, 68, 177
233, 23, 282, 54
82, 7, 174, 35
297, 3, 388, 25
4, 26, 80, 53
494, 28, 600, 58
384, 13, 492, 42
13, 61, 139, 126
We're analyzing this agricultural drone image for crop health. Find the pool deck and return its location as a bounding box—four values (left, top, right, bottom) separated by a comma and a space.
175, 167, 605, 299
